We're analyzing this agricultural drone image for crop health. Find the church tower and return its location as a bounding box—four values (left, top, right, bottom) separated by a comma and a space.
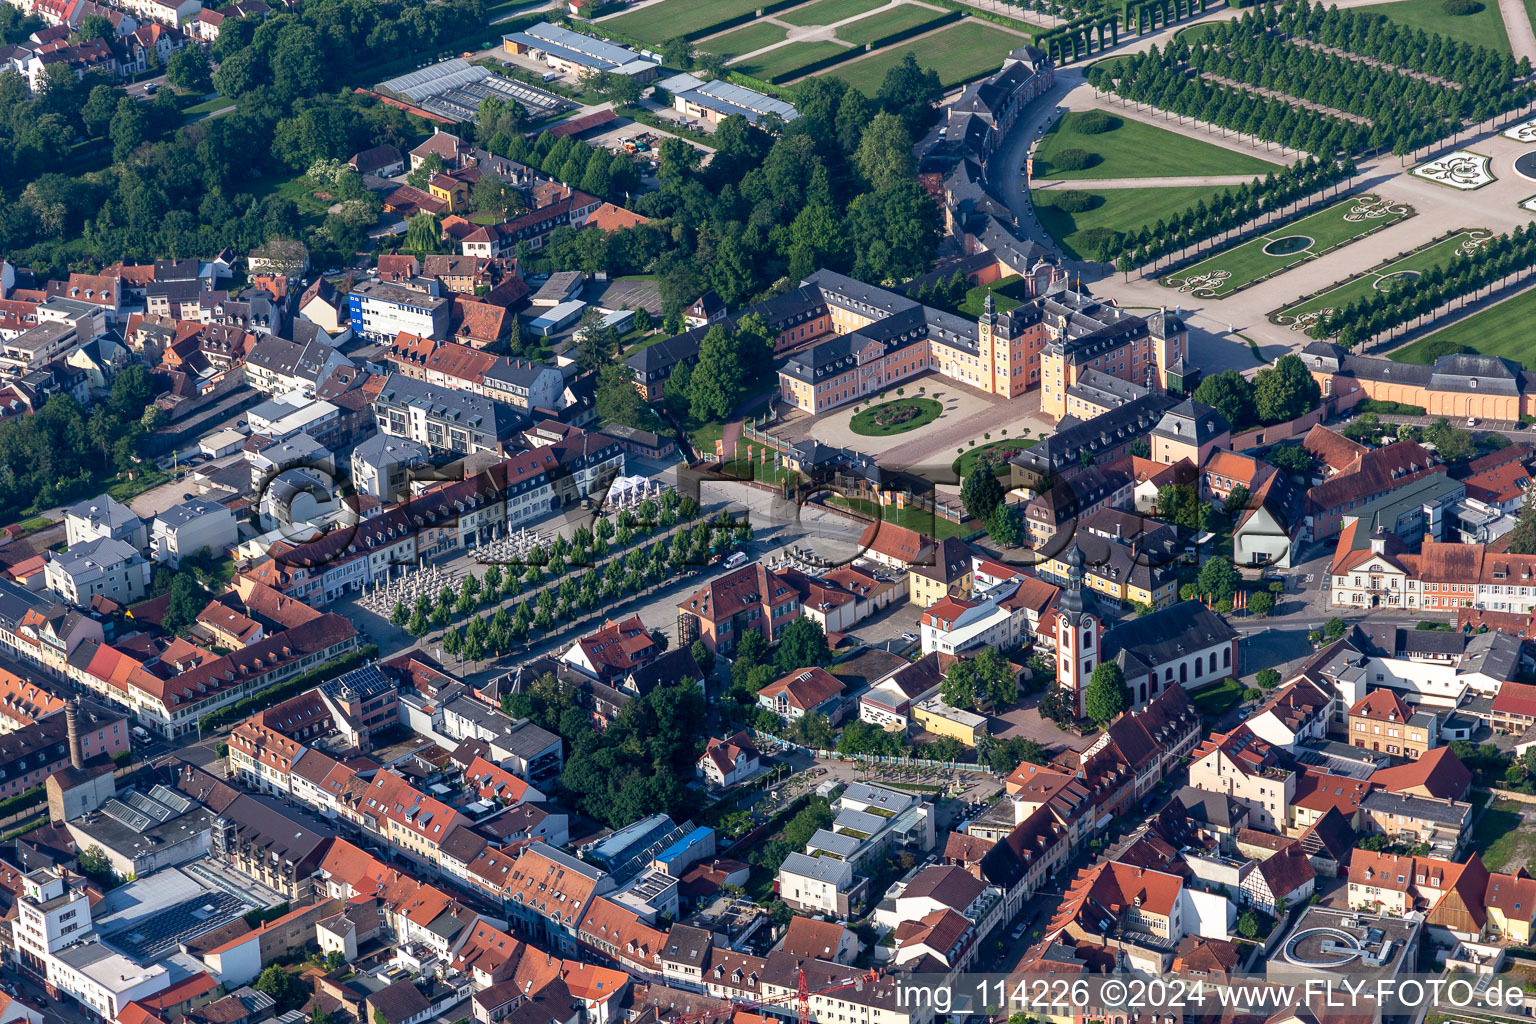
1054, 544, 1101, 719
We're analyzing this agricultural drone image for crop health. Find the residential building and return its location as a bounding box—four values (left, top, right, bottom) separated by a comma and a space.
43, 538, 151, 607
149, 498, 235, 567
676, 562, 802, 656
697, 732, 759, 788
1347, 689, 1437, 759
1187, 725, 1296, 833
64, 495, 146, 551
371, 374, 525, 455
349, 281, 452, 343
758, 667, 844, 723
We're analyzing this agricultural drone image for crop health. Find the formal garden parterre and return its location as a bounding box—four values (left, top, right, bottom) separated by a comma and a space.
849, 397, 945, 436
1162, 193, 1412, 297
1270, 228, 1495, 338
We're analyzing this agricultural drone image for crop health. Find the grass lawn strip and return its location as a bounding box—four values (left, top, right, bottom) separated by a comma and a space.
1032, 109, 1279, 180
834, 3, 947, 45
1272, 230, 1490, 326
604, 0, 765, 44
1388, 280, 1536, 366
1162, 194, 1411, 298
1354, 0, 1511, 52
739, 40, 851, 78
703, 20, 790, 58
1033, 184, 1232, 262
1473, 799, 1535, 872
1189, 677, 1243, 716
778, 0, 890, 26
815, 20, 1023, 91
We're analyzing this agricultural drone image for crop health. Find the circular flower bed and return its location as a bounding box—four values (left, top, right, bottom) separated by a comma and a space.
849, 397, 944, 437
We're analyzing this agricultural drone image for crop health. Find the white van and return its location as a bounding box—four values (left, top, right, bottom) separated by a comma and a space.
723, 551, 748, 569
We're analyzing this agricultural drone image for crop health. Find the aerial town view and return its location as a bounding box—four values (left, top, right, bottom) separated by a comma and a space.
12, 0, 1536, 1020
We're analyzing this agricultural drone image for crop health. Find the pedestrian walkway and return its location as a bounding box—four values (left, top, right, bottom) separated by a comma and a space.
1499, 0, 1536, 66
1031, 173, 1266, 189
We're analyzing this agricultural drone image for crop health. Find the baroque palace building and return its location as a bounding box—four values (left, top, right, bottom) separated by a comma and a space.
775, 274, 1189, 417
1304, 342, 1536, 421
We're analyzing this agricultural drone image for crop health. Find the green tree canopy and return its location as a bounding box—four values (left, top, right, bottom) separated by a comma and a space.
961, 470, 1004, 523
774, 618, 830, 673
1084, 661, 1129, 724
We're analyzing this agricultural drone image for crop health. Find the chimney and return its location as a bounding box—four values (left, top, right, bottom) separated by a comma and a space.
66, 698, 83, 771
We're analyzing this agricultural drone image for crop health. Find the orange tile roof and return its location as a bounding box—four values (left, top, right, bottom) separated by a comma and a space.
1292, 769, 1370, 816
1348, 689, 1412, 723
758, 666, 844, 712
586, 203, 649, 231
1371, 746, 1472, 801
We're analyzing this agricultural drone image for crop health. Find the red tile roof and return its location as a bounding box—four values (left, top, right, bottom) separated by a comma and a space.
1371, 746, 1472, 801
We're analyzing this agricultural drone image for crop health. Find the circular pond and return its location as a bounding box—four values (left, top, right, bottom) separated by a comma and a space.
1374, 270, 1421, 291
1262, 235, 1313, 256
1516, 151, 1536, 182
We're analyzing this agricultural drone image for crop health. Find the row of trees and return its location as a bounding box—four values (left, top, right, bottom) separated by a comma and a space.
1264, 0, 1527, 84
1073, 150, 1350, 265
1191, 354, 1323, 431
489, 127, 644, 206
1181, 24, 1516, 150
392, 500, 726, 651
1091, 46, 1367, 156
1321, 226, 1536, 344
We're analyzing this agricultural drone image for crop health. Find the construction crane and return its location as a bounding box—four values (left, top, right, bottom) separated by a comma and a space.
671, 965, 882, 1024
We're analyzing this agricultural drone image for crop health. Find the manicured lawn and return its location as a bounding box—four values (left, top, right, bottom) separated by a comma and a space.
826, 496, 972, 540
849, 397, 943, 436
1272, 230, 1490, 328
181, 95, 232, 118
1032, 109, 1278, 181
1473, 799, 1534, 872
1033, 184, 1230, 261
835, 3, 947, 46
779, 0, 889, 26
701, 20, 789, 59
1189, 677, 1243, 716
1355, 0, 1510, 52
739, 40, 850, 79
1388, 281, 1536, 367
604, 0, 766, 44
817, 20, 1026, 92
952, 438, 1037, 478
1162, 194, 1412, 298
955, 275, 1035, 316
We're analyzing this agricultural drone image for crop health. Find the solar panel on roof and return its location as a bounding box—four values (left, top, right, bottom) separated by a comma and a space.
148, 785, 193, 814
103, 798, 153, 833
125, 792, 174, 823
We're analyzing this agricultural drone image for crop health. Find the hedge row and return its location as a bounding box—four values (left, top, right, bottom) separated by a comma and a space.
0, 785, 45, 822
198, 644, 379, 734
